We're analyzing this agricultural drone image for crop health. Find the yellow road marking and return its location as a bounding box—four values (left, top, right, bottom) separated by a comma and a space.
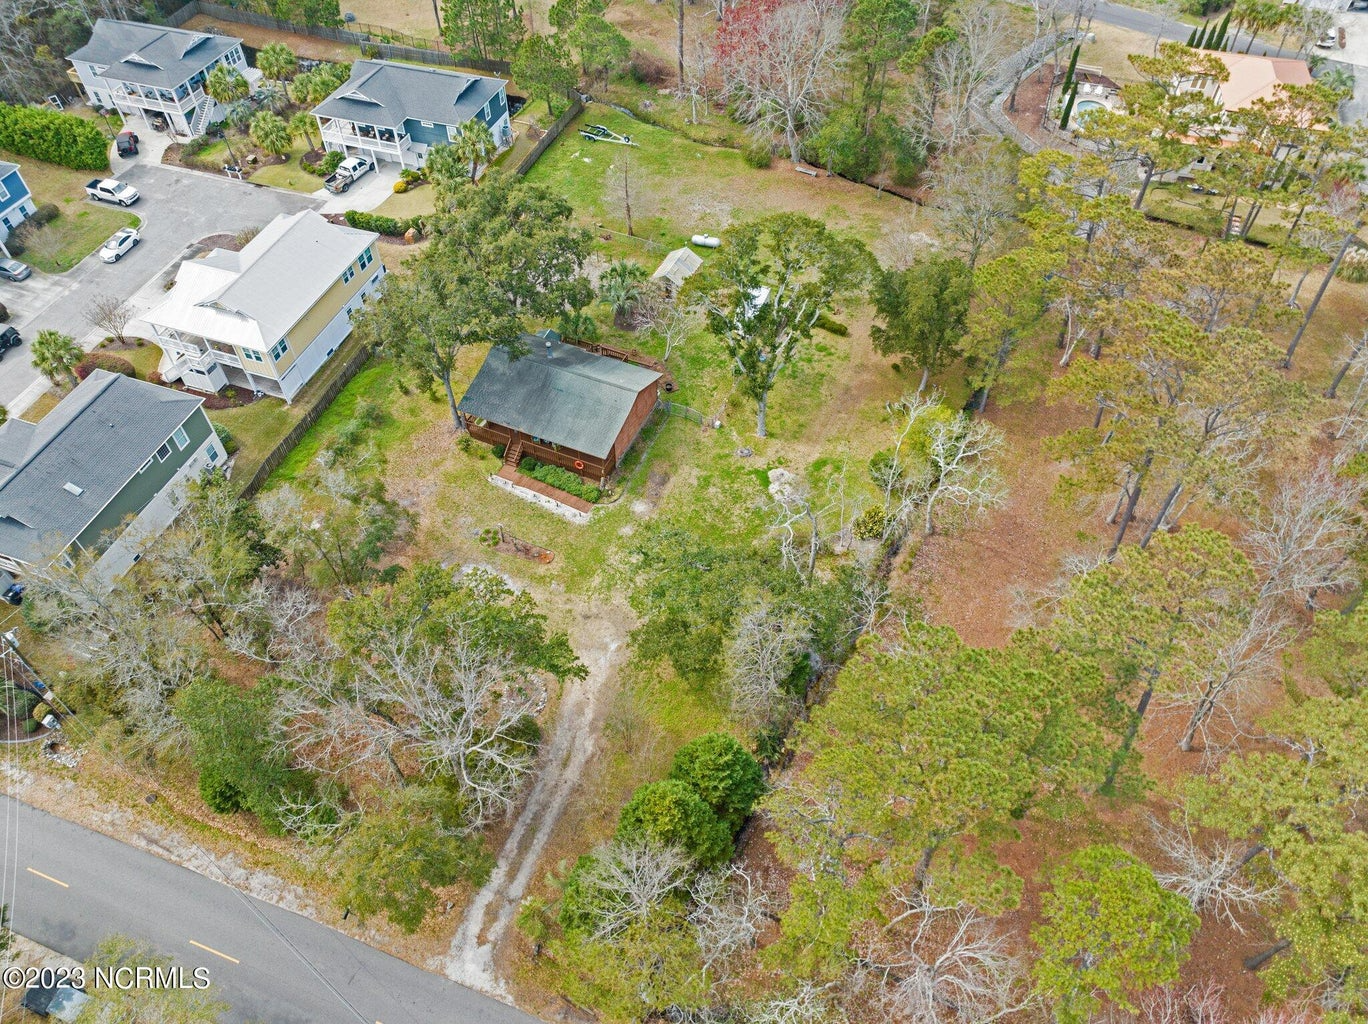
189, 940, 240, 964
26, 867, 68, 888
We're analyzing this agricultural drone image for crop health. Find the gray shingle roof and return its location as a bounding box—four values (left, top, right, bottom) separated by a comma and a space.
311, 59, 506, 130
458, 338, 661, 460
0, 371, 202, 566
69, 19, 240, 89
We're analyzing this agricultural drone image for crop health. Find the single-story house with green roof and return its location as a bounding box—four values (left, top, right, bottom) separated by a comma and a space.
457, 331, 662, 485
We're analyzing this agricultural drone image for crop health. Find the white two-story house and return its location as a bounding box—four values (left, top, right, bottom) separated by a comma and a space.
68, 20, 261, 139
311, 59, 513, 171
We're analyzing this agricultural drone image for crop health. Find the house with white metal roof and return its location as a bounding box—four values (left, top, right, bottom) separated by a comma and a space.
311, 59, 512, 170
68, 19, 260, 138
143, 210, 384, 403
0, 370, 224, 580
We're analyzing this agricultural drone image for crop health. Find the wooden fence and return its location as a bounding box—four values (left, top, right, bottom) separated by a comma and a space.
514, 92, 585, 176
165, 0, 511, 74
236, 344, 373, 498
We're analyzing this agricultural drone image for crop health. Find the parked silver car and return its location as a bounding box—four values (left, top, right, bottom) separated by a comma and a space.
99, 226, 140, 263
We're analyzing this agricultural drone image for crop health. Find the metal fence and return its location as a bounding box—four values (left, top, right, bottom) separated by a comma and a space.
164, 0, 511, 74
236, 344, 373, 497
657, 400, 704, 425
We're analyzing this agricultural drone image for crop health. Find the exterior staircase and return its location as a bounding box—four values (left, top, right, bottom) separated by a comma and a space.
503, 439, 523, 471
189, 97, 215, 138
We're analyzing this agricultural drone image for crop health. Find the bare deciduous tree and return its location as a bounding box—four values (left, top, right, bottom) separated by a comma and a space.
859, 890, 1032, 1024
911, 0, 1010, 153
716, 0, 846, 163
927, 144, 1018, 270
1151, 817, 1279, 928
688, 865, 771, 977
744, 982, 838, 1024
1139, 980, 1230, 1024
84, 294, 135, 344
572, 840, 694, 940
726, 603, 812, 726
1245, 462, 1363, 608
922, 413, 1007, 536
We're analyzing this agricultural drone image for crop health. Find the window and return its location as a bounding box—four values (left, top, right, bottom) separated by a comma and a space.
155, 442, 172, 463
270, 338, 289, 361
242, 348, 264, 363
172, 425, 189, 450
0, 181, 9, 203
207, 444, 219, 464
138, 456, 153, 474
480, 101, 490, 121
419, 120, 434, 127
341, 265, 355, 284
358, 247, 373, 270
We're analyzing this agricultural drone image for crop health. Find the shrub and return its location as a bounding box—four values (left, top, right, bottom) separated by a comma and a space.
492, 443, 506, 459
667, 733, 765, 833
181, 135, 213, 158
32, 702, 50, 723
22, 718, 38, 734
399, 168, 423, 183
742, 137, 774, 169
343, 209, 419, 237
213, 421, 239, 456
302, 150, 345, 176
625, 49, 671, 86
32, 203, 59, 226
74, 353, 136, 381
0, 103, 109, 171
0, 302, 8, 323
616, 779, 733, 866
197, 761, 245, 814
517, 457, 602, 502
813, 312, 848, 336
1338, 247, 1368, 283
393, 179, 410, 193
853, 505, 887, 540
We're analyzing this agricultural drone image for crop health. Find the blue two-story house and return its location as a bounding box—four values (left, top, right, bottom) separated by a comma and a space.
68, 20, 261, 138
0, 162, 36, 250
311, 60, 512, 171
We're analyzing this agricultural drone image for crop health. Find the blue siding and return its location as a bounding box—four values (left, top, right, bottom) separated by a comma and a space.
404, 118, 451, 146
478, 87, 508, 130
0, 167, 32, 216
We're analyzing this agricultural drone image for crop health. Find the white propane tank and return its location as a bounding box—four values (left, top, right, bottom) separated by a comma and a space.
691, 234, 721, 248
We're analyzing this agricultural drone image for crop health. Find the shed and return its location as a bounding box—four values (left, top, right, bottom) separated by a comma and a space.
22, 983, 91, 1021
458, 332, 662, 483
651, 247, 703, 296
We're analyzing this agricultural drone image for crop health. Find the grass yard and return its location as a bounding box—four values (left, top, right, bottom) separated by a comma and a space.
373, 183, 437, 220
523, 107, 933, 254
1142, 182, 1290, 246
18, 205, 139, 274
248, 141, 326, 193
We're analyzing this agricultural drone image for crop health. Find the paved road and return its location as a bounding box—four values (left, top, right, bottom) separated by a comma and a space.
0, 162, 318, 413
0, 796, 539, 1024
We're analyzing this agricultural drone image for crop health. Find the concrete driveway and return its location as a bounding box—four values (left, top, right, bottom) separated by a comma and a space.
0, 162, 319, 416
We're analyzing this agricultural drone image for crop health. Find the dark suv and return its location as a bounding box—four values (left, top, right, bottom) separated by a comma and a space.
0, 326, 21, 359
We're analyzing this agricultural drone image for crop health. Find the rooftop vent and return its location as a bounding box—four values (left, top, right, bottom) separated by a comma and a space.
63, 482, 84, 497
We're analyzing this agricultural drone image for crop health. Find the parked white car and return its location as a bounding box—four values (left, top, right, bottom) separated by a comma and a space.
99, 227, 140, 263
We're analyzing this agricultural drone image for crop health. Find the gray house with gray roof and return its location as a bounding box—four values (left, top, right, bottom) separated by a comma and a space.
68, 19, 259, 138
0, 370, 225, 581
458, 332, 662, 484
312, 59, 511, 170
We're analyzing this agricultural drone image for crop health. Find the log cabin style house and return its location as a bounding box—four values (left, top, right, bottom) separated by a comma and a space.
458, 331, 663, 485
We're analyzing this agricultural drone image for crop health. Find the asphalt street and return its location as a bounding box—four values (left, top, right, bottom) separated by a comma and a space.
0, 162, 318, 413
0, 796, 539, 1024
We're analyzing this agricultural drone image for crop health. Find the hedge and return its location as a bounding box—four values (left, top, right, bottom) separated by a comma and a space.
343, 209, 424, 238
0, 104, 109, 171
74, 353, 136, 381
518, 457, 601, 503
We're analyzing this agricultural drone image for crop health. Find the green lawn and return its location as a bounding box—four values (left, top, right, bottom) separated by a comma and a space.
19, 205, 140, 274
248, 141, 325, 194
373, 183, 436, 220
1142, 183, 1290, 247
0, 147, 110, 207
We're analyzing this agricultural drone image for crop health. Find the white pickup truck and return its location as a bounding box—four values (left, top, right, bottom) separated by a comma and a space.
323, 156, 374, 194
85, 178, 140, 206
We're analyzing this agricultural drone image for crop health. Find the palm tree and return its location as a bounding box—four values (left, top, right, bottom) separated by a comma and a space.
255, 81, 285, 114
256, 42, 298, 104
205, 64, 249, 164
289, 110, 320, 152
250, 110, 292, 156
31, 330, 82, 387
599, 261, 649, 328
455, 118, 498, 183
